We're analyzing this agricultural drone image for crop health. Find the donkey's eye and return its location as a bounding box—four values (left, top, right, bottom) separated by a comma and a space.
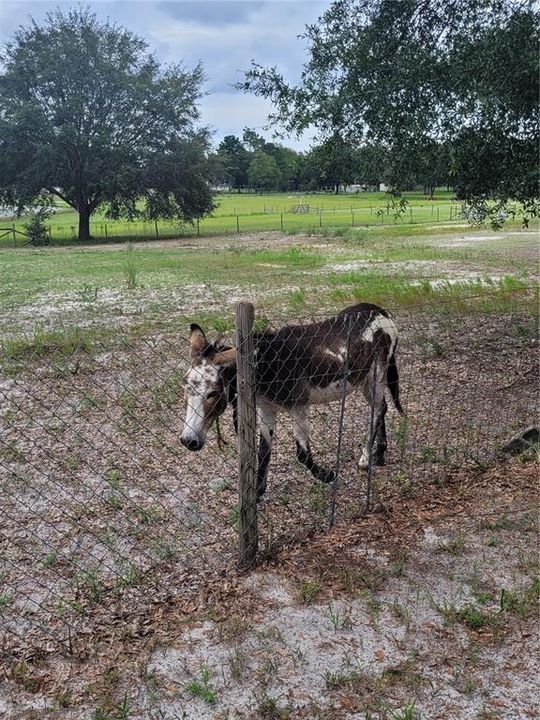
206, 390, 219, 400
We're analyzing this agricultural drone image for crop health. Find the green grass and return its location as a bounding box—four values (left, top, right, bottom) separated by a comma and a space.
185, 665, 216, 704
1, 190, 464, 246
1, 325, 96, 360
0, 213, 536, 348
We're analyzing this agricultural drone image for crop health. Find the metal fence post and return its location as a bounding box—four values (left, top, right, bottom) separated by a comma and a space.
236, 302, 258, 568
365, 342, 379, 511
329, 312, 354, 528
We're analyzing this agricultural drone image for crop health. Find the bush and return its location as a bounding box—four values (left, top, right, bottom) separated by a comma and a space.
24, 209, 51, 246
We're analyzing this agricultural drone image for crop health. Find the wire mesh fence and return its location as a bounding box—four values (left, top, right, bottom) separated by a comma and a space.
0, 288, 537, 670
0, 202, 464, 246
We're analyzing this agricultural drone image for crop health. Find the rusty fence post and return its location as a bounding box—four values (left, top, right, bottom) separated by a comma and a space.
235, 302, 258, 569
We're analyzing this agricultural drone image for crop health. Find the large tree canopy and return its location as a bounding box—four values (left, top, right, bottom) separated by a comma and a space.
241, 0, 539, 223
0, 8, 215, 240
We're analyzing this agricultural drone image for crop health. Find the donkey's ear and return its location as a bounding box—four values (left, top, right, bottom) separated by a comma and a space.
213, 348, 237, 366
189, 323, 207, 359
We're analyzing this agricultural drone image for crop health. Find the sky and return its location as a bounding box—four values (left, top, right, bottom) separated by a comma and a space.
0, 0, 331, 151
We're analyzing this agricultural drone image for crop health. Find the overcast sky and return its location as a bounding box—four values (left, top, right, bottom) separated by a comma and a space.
0, 1, 331, 151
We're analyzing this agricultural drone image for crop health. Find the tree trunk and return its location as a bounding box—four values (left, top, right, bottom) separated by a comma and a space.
78, 204, 91, 242
335, 183, 340, 194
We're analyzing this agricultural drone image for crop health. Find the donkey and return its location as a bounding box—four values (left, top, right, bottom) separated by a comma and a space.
180, 303, 404, 498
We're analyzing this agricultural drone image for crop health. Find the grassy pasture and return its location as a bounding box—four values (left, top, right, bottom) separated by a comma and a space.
1, 190, 465, 246
0, 222, 537, 349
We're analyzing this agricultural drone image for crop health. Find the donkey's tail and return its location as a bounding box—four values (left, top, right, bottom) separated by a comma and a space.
387, 347, 405, 415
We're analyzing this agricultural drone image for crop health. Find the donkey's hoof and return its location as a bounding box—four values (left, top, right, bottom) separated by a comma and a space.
358, 455, 369, 471
319, 470, 335, 484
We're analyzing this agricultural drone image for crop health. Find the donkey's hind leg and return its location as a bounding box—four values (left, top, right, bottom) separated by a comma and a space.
290, 406, 335, 484
358, 371, 388, 470
257, 400, 276, 500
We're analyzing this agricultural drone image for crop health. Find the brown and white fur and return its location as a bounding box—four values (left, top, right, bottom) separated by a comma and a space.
181, 303, 404, 499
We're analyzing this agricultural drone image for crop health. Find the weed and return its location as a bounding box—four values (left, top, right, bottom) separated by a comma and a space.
340, 565, 387, 594
93, 693, 131, 720
395, 471, 415, 497
361, 589, 383, 624
389, 599, 411, 626
0, 593, 12, 607
253, 691, 291, 719
123, 243, 138, 290
2, 326, 94, 361
155, 540, 177, 562
77, 567, 103, 602
216, 614, 250, 643
298, 579, 321, 605
43, 551, 58, 568
228, 505, 239, 528
289, 288, 306, 308
214, 478, 234, 492
389, 549, 408, 577
136, 505, 163, 525
107, 469, 122, 490
499, 579, 539, 619
107, 490, 124, 510
77, 284, 99, 303
435, 534, 466, 556
390, 702, 420, 720
328, 603, 355, 631
382, 662, 424, 690
324, 668, 368, 689
256, 655, 281, 686
419, 446, 437, 464
185, 664, 215, 704
119, 564, 141, 589
228, 646, 248, 680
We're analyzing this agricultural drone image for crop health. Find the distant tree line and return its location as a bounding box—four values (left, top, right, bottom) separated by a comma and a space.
212, 130, 451, 195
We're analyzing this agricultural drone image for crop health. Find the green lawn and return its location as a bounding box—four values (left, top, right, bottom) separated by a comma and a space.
1, 190, 464, 246
0, 220, 536, 354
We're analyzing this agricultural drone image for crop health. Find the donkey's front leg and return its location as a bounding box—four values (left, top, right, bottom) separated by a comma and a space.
290, 406, 335, 484
257, 401, 276, 500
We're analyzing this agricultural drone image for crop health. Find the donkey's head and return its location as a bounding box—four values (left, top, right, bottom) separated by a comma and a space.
180, 324, 237, 451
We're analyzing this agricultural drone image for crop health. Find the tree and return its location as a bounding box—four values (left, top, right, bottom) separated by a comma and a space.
247, 152, 281, 191
0, 8, 214, 241
311, 135, 355, 193
241, 0, 539, 224
216, 136, 251, 192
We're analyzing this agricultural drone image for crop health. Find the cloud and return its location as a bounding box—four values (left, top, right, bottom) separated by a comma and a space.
156, 1, 265, 27
0, 0, 328, 150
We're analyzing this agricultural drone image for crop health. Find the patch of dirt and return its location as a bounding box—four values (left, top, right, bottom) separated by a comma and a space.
50, 230, 314, 253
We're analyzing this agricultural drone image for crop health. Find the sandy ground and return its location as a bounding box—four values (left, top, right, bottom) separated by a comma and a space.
0, 229, 537, 336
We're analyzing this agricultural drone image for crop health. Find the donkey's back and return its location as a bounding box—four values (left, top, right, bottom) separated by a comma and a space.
253, 303, 399, 408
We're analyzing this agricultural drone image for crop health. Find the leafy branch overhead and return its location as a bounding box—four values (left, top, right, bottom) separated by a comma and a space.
240, 0, 539, 224
0, 8, 215, 241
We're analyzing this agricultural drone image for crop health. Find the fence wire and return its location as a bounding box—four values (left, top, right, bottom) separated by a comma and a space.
0, 288, 537, 669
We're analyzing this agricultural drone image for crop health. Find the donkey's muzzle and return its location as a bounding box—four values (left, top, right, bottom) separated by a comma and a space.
181, 435, 203, 451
